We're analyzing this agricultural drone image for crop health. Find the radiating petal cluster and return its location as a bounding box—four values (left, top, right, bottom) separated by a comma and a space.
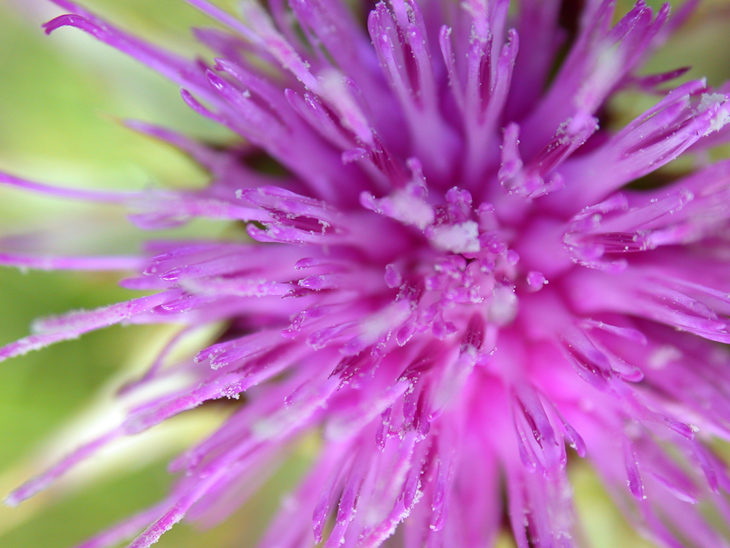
3, 0, 730, 547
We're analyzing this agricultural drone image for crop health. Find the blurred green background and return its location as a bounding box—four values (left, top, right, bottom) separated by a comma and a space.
0, 1, 728, 547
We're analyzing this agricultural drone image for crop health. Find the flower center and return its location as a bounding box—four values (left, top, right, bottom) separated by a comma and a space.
357, 178, 556, 358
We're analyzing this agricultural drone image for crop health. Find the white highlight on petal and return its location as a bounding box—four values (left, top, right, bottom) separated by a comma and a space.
698, 93, 730, 135
648, 345, 682, 370
388, 190, 435, 229
429, 221, 481, 254
488, 285, 518, 326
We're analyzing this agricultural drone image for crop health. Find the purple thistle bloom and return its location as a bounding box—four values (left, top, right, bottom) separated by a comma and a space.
3, 0, 730, 546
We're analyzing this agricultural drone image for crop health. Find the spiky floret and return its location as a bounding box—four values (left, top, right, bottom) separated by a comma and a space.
3, 0, 730, 547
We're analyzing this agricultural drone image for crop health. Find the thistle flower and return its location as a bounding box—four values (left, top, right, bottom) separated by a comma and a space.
3, 0, 730, 546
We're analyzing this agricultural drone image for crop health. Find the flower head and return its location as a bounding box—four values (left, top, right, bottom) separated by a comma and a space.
3, 0, 730, 547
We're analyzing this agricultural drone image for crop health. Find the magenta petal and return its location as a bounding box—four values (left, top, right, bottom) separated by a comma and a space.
3, 1, 730, 547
